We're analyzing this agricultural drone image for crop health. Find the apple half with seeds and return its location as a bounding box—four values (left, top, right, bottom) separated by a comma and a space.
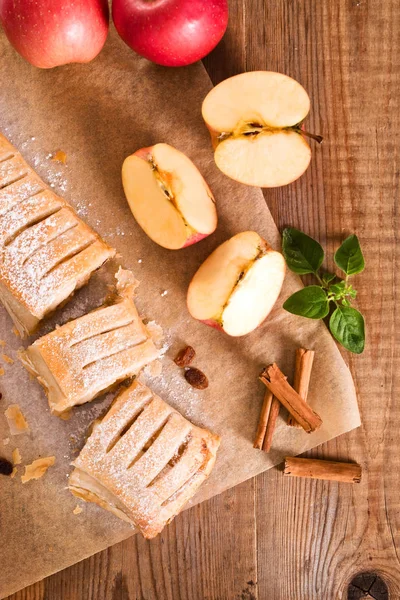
187, 231, 286, 336
122, 143, 217, 250
202, 71, 322, 188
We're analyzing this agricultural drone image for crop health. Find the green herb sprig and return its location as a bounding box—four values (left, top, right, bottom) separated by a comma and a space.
282, 228, 365, 354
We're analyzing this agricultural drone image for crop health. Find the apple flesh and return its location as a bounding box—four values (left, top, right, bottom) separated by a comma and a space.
202, 71, 317, 187
112, 0, 228, 67
122, 143, 217, 250
0, 0, 109, 69
187, 231, 286, 336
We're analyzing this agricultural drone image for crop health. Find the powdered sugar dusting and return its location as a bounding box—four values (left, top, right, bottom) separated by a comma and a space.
70, 381, 219, 537
22, 273, 160, 413
7, 132, 69, 196
0, 136, 114, 330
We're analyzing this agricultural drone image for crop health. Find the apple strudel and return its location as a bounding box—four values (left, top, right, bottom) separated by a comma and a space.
0, 133, 115, 336
69, 380, 220, 538
19, 269, 159, 415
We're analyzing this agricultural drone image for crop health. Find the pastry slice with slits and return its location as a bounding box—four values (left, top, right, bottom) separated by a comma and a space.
19, 269, 159, 415
69, 380, 220, 538
0, 133, 115, 336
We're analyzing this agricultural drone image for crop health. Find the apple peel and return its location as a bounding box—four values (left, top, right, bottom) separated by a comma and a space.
122, 143, 217, 250
202, 71, 321, 187
187, 231, 286, 337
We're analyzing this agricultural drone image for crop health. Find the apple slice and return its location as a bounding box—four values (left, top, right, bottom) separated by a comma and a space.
202, 71, 321, 188
122, 143, 217, 250
187, 231, 286, 336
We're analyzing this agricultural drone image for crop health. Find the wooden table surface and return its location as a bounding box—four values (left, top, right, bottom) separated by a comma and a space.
8, 0, 399, 599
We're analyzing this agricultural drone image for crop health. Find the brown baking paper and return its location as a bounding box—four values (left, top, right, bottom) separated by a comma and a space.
0, 27, 360, 599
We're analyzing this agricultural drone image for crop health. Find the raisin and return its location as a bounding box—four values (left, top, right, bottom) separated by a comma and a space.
174, 346, 196, 367
0, 457, 13, 476
184, 367, 208, 390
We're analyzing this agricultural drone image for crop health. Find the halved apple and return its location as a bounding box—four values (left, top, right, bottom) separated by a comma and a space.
187, 231, 286, 336
202, 71, 321, 188
122, 143, 217, 250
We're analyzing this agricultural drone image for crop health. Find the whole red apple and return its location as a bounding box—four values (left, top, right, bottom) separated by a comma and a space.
0, 0, 109, 68
112, 0, 228, 67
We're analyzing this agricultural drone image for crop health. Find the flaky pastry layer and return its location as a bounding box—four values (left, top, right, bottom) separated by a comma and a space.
69, 380, 220, 538
0, 133, 115, 336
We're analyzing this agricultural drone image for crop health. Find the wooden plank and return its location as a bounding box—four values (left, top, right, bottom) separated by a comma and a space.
7, 0, 400, 598
7, 480, 256, 600
245, 0, 400, 598
203, 0, 246, 81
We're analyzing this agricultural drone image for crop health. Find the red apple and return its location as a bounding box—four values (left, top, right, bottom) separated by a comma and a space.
112, 0, 228, 67
0, 0, 109, 68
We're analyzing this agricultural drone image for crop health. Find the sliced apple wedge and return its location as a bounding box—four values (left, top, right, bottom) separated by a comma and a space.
187, 231, 286, 336
122, 143, 217, 250
202, 71, 320, 188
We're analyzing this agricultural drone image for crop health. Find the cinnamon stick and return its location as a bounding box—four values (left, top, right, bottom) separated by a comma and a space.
253, 389, 273, 449
259, 364, 322, 433
262, 396, 281, 452
284, 457, 362, 483
288, 349, 315, 427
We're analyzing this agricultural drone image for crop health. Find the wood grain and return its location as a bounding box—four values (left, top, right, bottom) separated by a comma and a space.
7, 0, 399, 598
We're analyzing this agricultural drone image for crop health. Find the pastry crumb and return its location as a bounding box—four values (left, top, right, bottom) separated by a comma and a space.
58, 410, 72, 421
10, 466, 18, 478
5, 404, 30, 435
2, 353, 14, 364
12, 447, 22, 465
144, 360, 162, 378
160, 290, 168, 297
116, 267, 139, 296
52, 150, 67, 164
0, 368, 5, 376
73, 505, 83, 515
12, 327, 21, 338
0, 340, 6, 347
146, 321, 164, 345
21, 456, 55, 483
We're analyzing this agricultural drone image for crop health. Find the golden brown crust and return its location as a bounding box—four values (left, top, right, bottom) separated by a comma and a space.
69, 380, 220, 538
19, 270, 159, 414
0, 133, 115, 336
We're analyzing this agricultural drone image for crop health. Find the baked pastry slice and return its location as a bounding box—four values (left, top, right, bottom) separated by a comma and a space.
0, 133, 115, 336
69, 380, 220, 538
19, 270, 159, 415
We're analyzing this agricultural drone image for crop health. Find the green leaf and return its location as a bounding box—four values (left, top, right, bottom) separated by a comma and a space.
321, 272, 336, 286
328, 281, 346, 296
282, 228, 324, 275
329, 306, 365, 354
334, 234, 365, 276
283, 286, 330, 319
348, 287, 357, 299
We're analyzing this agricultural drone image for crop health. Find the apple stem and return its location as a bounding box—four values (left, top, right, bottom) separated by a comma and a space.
298, 129, 324, 144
